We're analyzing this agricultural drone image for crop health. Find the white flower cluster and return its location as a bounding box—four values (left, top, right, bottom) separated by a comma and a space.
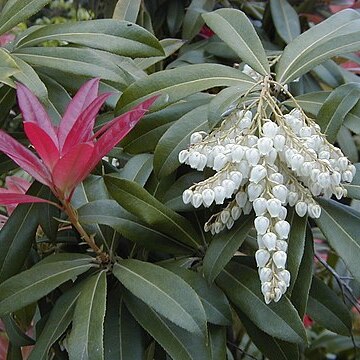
178, 103, 355, 304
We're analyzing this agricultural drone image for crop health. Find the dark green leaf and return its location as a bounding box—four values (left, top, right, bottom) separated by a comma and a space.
203, 9, 270, 75
113, 260, 207, 336
276, 9, 360, 83
154, 104, 209, 178
337, 126, 358, 163
344, 163, 360, 199
0, 85, 15, 125
203, 216, 253, 283
116, 64, 255, 113
16, 20, 163, 57
117, 154, 153, 186
237, 308, 300, 360
2, 314, 34, 347
28, 284, 83, 360
315, 198, 360, 284
124, 291, 211, 360
0, 254, 94, 316
113, 0, 141, 22
209, 325, 227, 360
105, 176, 202, 249
307, 277, 352, 335
270, 0, 300, 44
217, 262, 307, 344
317, 83, 360, 143
68, 271, 107, 360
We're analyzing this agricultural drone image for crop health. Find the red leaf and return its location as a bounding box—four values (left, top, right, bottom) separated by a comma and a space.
5, 176, 31, 194
52, 142, 94, 199
0, 130, 51, 186
58, 78, 100, 148
24, 123, 60, 170
0, 192, 55, 206
90, 96, 158, 169
61, 93, 111, 154
16, 83, 58, 146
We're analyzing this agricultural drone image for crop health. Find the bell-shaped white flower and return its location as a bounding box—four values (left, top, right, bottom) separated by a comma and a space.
214, 186, 226, 204
295, 201, 307, 217
255, 249, 270, 267
188, 151, 201, 169
253, 197, 267, 216
262, 232, 277, 251
245, 148, 260, 166
259, 267, 273, 282
308, 203, 321, 218
220, 209, 231, 224
182, 189, 193, 204
274, 220, 291, 239
178, 150, 189, 164
278, 269, 291, 287
191, 192, 202, 208
274, 288, 282, 302
273, 134, 286, 151
257, 137, 273, 155
230, 171, 243, 187
202, 189, 215, 207
254, 216, 270, 235
190, 132, 203, 144
231, 205, 241, 220
250, 165, 267, 183
231, 145, 245, 162
266, 198, 282, 217
213, 153, 228, 171
272, 184, 288, 204
247, 183, 264, 201
276, 240, 288, 252
273, 251, 287, 269
262, 121, 278, 138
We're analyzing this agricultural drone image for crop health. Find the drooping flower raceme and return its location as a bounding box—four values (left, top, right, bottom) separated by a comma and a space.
179, 72, 355, 304
0, 78, 157, 202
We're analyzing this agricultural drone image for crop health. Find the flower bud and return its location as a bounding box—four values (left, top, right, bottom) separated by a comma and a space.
299, 126, 312, 137
276, 240, 288, 252
266, 149, 278, 165
264, 292, 272, 304
214, 221, 224, 234
295, 201, 307, 217
277, 280, 287, 294
196, 154, 207, 171
267, 198, 282, 217
188, 151, 201, 169
231, 145, 245, 162
245, 148, 260, 166
261, 281, 272, 295
213, 153, 228, 171
230, 171, 243, 187
255, 249, 270, 267
273, 134, 286, 151
253, 197, 267, 216
273, 251, 287, 269
220, 209, 231, 224
317, 172, 331, 188
272, 184, 288, 203
338, 156, 348, 171
214, 186, 226, 204
248, 183, 264, 201
231, 206, 241, 220
259, 267, 273, 282
269, 172, 283, 184
287, 191, 298, 206
202, 189, 215, 207
190, 132, 203, 144
274, 288, 282, 302
191, 192, 202, 208
247, 135, 258, 147
262, 232, 277, 251
182, 189, 193, 204
178, 150, 189, 163
222, 179, 236, 197
250, 165, 267, 183
254, 216, 270, 235
243, 201, 252, 214
290, 153, 304, 171
257, 137, 273, 155
238, 159, 251, 178
275, 220, 290, 239
330, 171, 341, 186
301, 162, 314, 176
308, 204, 321, 218
262, 122, 278, 138
278, 206, 288, 220
235, 191, 248, 208
278, 269, 291, 287
342, 170, 353, 182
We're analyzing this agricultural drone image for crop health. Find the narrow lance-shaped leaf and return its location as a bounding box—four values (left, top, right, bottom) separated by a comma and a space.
270, 0, 300, 44
276, 9, 360, 84
0, 254, 95, 316
344, 163, 360, 199
105, 176, 202, 249
113, 259, 207, 336
203, 8, 270, 75
68, 271, 107, 360
307, 276, 352, 336
315, 198, 360, 284
113, 0, 141, 22
316, 83, 360, 143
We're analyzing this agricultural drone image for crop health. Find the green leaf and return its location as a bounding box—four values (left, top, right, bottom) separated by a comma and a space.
286, 210, 308, 293
236, 308, 300, 360
154, 104, 209, 178
315, 198, 360, 284
0, 182, 51, 283
117, 154, 153, 186
182, 0, 215, 41
68, 271, 107, 360
282, 91, 329, 116
5, 342, 22, 360
208, 325, 227, 360
290, 226, 314, 318
113, 260, 207, 336
124, 291, 211, 360
15, 20, 163, 57
2, 314, 34, 347
337, 126, 358, 163
113, 0, 141, 22
0, 48, 18, 86
317, 83, 360, 143
78, 200, 193, 254
217, 262, 307, 344
307, 277, 352, 336
115, 63, 255, 113
167, 0, 184, 37
0, 0, 50, 36
276, 9, 360, 83
344, 163, 360, 199
28, 285, 83, 360
105, 176, 202, 249
203, 216, 253, 283
0, 85, 15, 127
203, 9, 270, 75
270, 0, 300, 44
167, 267, 232, 325
0, 254, 94, 316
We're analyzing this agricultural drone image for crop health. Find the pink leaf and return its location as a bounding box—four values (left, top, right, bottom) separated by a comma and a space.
90, 96, 158, 169
58, 78, 100, 148
24, 123, 60, 170
5, 176, 31, 194
52, 142, 94, 199
16, 83, 58, 146
61, 93, 111, 154
0, 192, 55, 206
0, 130, 51, 186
